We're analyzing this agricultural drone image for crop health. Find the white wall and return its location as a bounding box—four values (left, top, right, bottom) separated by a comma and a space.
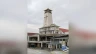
44, 12, 53, 26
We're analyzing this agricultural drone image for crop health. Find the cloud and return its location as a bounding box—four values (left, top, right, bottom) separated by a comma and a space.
0, 19, 26, 41
68, 0, 96, 31
27, 24, 41, 33
0, 0, 28, 41
27, 0, 96, 32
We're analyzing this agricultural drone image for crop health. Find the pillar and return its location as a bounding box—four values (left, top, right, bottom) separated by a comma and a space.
56, 44, 58, 49
46, 36, 47, 41
28, 36, 29, 41
38, 36, 40, 41
65, 39, 68, 46
41, 43, 43, 48
62, 39, 63, 45
59, 44, 61, 49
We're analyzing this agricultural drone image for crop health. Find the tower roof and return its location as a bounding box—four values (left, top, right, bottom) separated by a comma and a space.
59, 28, 69, 32
44, 8, 52, 13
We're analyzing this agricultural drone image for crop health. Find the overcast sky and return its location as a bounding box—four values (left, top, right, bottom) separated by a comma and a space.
1, 0, 96, 34
0, 0, 96, 42
27, 0, 96, 33
27, 0, 69, 33
0, 0, 27, 41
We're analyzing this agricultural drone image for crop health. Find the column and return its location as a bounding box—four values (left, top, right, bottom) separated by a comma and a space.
38, 35, 40, 41
41, 43, 43, 48
62, 39, 63, 45
56, 44, 58, 49
59, 44, 61, 49
65, 39, 67, 46
46, 36, 47, 41
28, 36, 29, 41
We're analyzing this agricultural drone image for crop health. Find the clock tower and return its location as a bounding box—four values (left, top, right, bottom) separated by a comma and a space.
44, 8, 53, 27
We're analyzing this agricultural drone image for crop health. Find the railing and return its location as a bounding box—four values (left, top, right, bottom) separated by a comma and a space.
29, 35, 39, 37
40, 39, 51, 41
39, 34, 65, 36
28, 41, 50, 43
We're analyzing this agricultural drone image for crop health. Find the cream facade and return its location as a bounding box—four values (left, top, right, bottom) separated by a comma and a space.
27, 8, 69, 50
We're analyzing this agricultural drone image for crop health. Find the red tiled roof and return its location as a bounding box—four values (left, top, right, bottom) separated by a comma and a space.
27, 33, 37, 36
59, 28, 69, 32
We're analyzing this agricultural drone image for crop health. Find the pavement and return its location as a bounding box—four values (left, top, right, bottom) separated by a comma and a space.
28, 48, 68, 54
51, 51, 68, 54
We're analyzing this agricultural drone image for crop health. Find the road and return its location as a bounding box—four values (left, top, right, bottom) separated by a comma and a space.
28, 48, 68, 54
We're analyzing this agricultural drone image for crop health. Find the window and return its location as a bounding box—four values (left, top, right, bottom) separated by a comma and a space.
63, 39, 65, 41
60, 39, 62, 41
50, 27, 55, 30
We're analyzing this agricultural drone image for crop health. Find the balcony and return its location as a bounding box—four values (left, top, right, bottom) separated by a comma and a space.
39, 33, 65, 36
28, 41, 50, 43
